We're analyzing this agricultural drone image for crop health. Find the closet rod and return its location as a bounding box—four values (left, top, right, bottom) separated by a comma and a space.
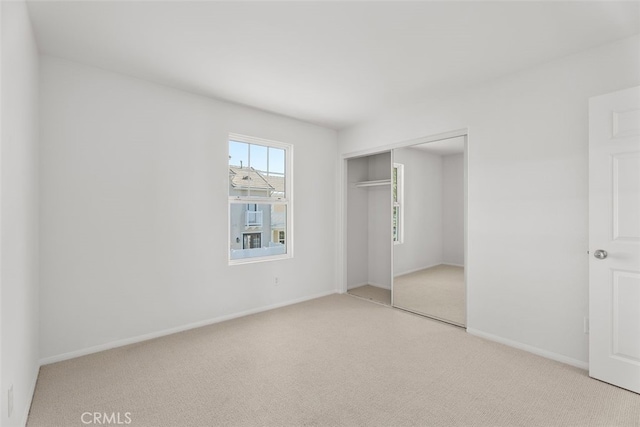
354, 179, 391, 188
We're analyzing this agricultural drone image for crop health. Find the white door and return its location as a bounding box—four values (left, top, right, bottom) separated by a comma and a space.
589, 86, 640, 393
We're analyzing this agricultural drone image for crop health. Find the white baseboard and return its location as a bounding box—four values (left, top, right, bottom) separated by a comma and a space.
39, 290, 337, 366
442, 262, 464, 268
395, 262, 464, 278
347, 282, 391, 291
367, 282, 391, 290
394, 262, 442, 278
347, 281, 369, 291
22, 364, 40, 426
466, 328, 588, 370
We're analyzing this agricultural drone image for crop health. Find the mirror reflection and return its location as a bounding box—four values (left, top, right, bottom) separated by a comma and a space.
392, 137, 465, 326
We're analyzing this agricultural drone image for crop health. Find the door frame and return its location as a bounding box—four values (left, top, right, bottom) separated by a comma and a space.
338, 128, 469, 326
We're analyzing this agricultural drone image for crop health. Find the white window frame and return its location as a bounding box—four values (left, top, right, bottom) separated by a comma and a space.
228, 133, 293, 265
393, 163, 404, 245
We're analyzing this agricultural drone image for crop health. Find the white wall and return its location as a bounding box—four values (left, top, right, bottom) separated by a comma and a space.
346, 157, 368, 289
442, 153, 464, 266
1, 1, 40, 425
39, 56, 338, 362
346, 153, 391, 290
393, 147, 442, 276
366, 152, 391, 289
339, 35, 640, 365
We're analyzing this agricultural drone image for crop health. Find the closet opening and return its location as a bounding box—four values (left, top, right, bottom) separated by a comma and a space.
345, 151, 392, 306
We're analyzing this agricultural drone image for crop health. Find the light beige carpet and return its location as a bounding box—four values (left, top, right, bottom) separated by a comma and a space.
28, 294, 639, 427
348, 284, 391, 305
394, 264, 465, 325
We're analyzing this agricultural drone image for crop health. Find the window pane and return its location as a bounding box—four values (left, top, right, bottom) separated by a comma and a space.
393, 206, 398, 241
393, 167, 398, 203
229, 141, 286, 199
229, 141, 249, 168
268, 147, 285, 175
230, 203, 287, 260
229, 141, 254, 197
250, 143, 268, 173
266, 147, 286, 198
393, 163, 403, 244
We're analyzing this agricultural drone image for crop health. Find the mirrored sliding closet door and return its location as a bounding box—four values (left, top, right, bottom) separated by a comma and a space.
392, 137, 466, 326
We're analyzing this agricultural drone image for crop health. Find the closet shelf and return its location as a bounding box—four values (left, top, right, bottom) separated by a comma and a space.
354, 179, 391, 188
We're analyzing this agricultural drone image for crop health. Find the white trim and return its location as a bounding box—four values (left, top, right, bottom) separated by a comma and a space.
229, 133, 292, 151
342, 128, 468, 160
0, 0, 3, 417
467, 328, 588, 370
392, 262, 464, 277
339, 158, 348, 293
228, 252, 291, 266
335, 157, 344, 294
390, 152, 395, 306
367, 281, 391, 290
347, 281, 369, 291
463, 135, 469, 328
22, 365, 40, 426
393, 262, 444, 278
442, 262, 464, 268
347, 281, 391, 291
229, 196, 288, 203
39, 290, 336, 366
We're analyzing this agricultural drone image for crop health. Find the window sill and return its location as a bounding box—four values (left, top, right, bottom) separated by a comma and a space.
228, 253, 292, 266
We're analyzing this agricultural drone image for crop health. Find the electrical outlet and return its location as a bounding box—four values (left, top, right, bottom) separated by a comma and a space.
274, 277, 279, 286
8, 384, 13, 418
584, 317, 589, 334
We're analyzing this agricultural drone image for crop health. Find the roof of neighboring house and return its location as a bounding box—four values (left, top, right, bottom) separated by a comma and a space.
229, 166, 274, 191
263, 175, 285, 194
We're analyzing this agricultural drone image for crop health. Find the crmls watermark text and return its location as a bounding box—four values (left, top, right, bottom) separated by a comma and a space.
81, 412, 132, 425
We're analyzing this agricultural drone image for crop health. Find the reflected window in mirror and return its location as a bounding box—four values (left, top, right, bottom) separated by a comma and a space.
393, 163, 404, 244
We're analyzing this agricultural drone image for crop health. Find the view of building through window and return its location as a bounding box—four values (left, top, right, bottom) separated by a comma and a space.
228, 136, 291, 263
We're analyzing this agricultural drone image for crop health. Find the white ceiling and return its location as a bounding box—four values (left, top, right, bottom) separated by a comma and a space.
411, 136, 465, 156
26, 1, 640, 130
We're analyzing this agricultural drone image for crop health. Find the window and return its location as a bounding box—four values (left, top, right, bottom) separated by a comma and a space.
243, 232, 262, 249
229, 134, 292, 263
393, 163, 404, 244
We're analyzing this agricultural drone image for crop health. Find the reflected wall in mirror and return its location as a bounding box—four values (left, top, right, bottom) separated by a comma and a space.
392, 136, 465, 326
